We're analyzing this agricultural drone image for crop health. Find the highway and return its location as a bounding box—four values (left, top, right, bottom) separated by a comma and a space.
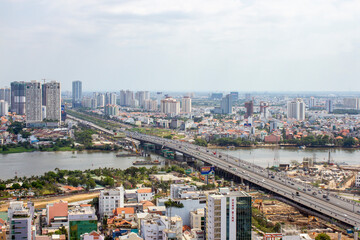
67, 114, 360, 229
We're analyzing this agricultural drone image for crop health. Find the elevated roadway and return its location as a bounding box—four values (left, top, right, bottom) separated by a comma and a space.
67, 114, 360, 229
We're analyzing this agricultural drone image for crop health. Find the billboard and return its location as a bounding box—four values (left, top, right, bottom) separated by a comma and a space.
201, 166, 215, 175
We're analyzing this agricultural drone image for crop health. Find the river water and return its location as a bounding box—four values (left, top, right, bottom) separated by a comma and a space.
0, 148, 359, 180
0, 151, 165, 180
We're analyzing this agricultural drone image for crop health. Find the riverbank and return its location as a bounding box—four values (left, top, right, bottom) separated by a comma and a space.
207, 144, 360, 150
0, 191, 100, 211
0, 146, 75, 154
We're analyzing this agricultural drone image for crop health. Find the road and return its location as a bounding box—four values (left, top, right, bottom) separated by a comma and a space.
67, 114, 360, 229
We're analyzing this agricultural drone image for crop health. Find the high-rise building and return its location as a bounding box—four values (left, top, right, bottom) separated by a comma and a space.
8, 201, 34, 240
96, 93, 105, 108
181, 96, 192, 113
25, 81, 42, 123
119, 90, 126, 106
0, 87, 10, 105
68, 205, 97, 240
210, 93, 223, 100
72, 80, 82, 107
105, 92, 117, 105
144, 99, 158, 111
205, 192, 252, 240
43, 81, 61, 122
309, 97, 315, 108
343, 98, 360, 110
230, 92, 239, 102
161, 97, 180, 116
326, 99, 333, 113
0, 100, 8, 116
125, 90, 134, 107
98, 187, 124, 217
104, 104, 119, 116
220, 94, 233, 114
287, 98, 306, 120
244, 101, 254, 118
10, 81, 26, 115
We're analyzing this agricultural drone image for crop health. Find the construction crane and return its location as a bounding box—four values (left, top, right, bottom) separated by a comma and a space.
131, 141, 139, 154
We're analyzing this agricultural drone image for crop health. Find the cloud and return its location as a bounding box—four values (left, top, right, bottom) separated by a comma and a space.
0, 0, 359, 91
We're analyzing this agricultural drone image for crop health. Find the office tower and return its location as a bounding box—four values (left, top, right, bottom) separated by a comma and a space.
0, 87, 10, 105
206, 192, 252, 240
10, 81, 26, 115
182, 96, 192, 113
25, 81, 42, 123
0, 100, 8, 116
244, 101, 254, 118
220, 94, 233, 114
309, 97, 315, 108
68, 205, 97, 240
230, 92, 239, 102
211, 93, 223, 100
43, 81, 61, 122
161, 97, 180, 115
72, 80, 82, 107
287, 98, 306, 120
99, 187, 124, 217
8, 201, 34, 240
326, 99, 333, 113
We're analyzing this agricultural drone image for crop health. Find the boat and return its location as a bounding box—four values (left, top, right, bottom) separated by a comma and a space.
133, 160, 161, 165
299, 145, 306, 149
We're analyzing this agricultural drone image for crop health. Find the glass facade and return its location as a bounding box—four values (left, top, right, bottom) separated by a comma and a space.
69, 220, 97, 240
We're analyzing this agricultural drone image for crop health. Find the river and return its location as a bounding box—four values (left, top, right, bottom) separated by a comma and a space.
0, 151, 166, 180
0, 148, 359, 180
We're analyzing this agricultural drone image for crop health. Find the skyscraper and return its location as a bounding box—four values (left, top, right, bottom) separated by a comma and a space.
326, 99, 333, 113
206, 192, 252, 240
72, 80, 82, 107
182, 96, 192, 113
43, 81, 61, 122
0, 87, 10, 105
244, 101, 254, 118
25, 81, 42, 123
221, 94, 233, 114
287, 98, 306, 120
8, 201, 34, 240
230, 91, 239, 102
309, 97, 315, 108
11, 81, 26, 115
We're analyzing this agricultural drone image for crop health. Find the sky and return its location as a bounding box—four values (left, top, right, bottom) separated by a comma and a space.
0, 0, 359, 92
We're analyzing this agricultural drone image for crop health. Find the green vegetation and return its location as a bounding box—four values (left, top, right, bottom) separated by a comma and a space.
74, 129, 96, 147
333, 109, 360, 115
282, 135, 358, 147
252, 207, 282, 233
211, 137, 254, 147
315, 233, 331, 240
194, 138, 208, 147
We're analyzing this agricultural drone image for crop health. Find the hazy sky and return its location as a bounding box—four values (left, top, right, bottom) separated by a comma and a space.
0, 0, 359, 92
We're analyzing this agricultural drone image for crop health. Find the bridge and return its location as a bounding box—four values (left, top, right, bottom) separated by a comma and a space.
68, 114, 360, 229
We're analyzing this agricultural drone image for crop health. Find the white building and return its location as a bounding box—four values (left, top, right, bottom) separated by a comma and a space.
43, 81, 61, 122
141, 214, 183, 240
0, 100, 8, 116
81, 231, 104, 240
144, 99, 158, 112
170, 184, 197, 199
99, 186, 125, 217
206, 192, 252, 240
161, 97, 180, 116
356, 172, 360, 187
137, 188, 154, 202
287, 98, 306, 121
8, 201, 35, 240
25, 81, 42, 123
190, 208, 204, 230
182, 97, 192, 113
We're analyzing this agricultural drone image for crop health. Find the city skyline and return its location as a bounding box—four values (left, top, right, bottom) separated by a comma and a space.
1, 0, 360, 92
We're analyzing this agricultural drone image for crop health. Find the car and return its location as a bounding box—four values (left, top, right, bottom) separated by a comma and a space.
271, 176, 275, 179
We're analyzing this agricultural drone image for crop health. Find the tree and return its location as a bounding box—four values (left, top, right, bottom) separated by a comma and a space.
0, 184, 6, 190
315, 233, 331, 240
194, 138, 208, 147
11, 183, 21, 189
